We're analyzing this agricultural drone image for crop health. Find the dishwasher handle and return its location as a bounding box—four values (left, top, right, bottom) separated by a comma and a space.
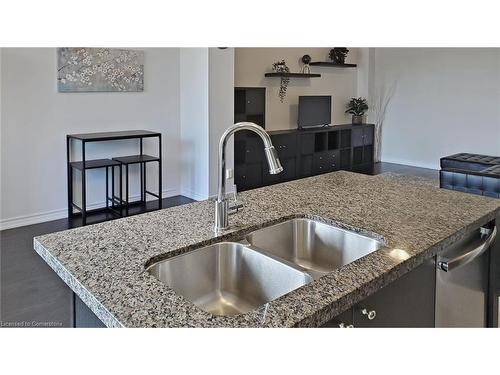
438, 226, 497, 272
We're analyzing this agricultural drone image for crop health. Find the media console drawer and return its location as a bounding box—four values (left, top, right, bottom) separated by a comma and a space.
271, 134, 297, 158
313, 151, 339, 174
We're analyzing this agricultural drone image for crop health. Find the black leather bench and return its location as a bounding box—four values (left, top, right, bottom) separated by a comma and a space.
440, 153, 500, 199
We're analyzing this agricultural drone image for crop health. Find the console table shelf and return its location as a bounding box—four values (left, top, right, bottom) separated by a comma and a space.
70, 159, 121, 170
112, 154, 160, 164
67, 130, 161, 141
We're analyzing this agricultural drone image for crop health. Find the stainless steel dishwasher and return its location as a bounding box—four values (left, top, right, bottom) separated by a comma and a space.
435, 224, 497, 327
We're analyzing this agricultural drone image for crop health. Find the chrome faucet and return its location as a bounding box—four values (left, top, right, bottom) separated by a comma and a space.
214, 122, 283, 232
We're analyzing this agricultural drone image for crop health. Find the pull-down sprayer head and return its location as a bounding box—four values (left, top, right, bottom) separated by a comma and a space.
264, 145, 284, 175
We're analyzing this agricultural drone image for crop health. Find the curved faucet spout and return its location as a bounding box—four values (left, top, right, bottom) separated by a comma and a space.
215, 122, 283, 232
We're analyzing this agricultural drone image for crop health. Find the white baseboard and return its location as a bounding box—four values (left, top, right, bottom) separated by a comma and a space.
0, 188, 179, 231
179, 188, 207, 202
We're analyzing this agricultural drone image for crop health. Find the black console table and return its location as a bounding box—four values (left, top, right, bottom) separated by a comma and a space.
67, 130, 162, 224
234, 124, 375, 192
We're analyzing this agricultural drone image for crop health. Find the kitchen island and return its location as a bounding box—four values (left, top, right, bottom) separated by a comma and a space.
33, 171, 500, 327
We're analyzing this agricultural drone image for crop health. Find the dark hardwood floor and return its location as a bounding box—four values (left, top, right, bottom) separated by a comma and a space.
0, 162, 438, 327
0, 195, 194, 328
364, 161, 439, 180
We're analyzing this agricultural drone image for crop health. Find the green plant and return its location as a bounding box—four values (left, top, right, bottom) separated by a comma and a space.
272, 60, 290, 103
345, 97, 369, 116
329, 48, 349, 64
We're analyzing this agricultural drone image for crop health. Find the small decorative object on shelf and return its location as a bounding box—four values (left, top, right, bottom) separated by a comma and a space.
272, 60, 290, 103
301, 54, 312, 74
345, 97, 369, 124
329, 48, 349, 64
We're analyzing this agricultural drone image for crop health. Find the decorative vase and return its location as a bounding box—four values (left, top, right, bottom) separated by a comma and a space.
352, 115, 363, 125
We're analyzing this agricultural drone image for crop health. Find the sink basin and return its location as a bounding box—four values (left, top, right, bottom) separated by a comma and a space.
147, 242, 311, 316
246, 218, 383, 277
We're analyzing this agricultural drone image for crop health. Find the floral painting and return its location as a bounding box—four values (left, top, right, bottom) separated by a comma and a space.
57, 48, 144, 92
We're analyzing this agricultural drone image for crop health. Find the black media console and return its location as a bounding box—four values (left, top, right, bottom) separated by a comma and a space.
234, 124, 375, 192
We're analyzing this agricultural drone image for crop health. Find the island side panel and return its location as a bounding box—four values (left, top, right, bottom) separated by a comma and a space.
74, 293, 106, 328
489, 212, 500, 327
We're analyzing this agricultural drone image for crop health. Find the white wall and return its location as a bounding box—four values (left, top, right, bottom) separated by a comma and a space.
179, 48, 210, 200
374, 48, 500, 169
356, 48, 375, 100
0, 48, 181, 229
0, 48, 3, 224
179, 47, 236, 200
209, 48, 235, 196
234, 48, 359, 130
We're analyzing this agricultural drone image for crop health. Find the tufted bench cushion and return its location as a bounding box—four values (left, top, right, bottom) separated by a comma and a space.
440, 153, 500, 199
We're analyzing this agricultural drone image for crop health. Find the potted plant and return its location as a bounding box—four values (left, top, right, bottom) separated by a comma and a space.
345, 97, 368, 124
272, 60, 290, 103
329, 48, 349, 64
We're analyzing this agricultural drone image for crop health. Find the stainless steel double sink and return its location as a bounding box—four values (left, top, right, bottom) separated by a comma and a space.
147, 218, 383, 316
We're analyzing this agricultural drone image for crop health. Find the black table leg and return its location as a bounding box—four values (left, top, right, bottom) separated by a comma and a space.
69, 166, 73, 217
111, 165, 115, 209
158, 135, 162, 209
105, 166, 109, 209
67, 137, 72, 218
140, 138, 144, 203
119, 164, 123, 216
140, 163, 144, 203
82, 141, 87, 226
125, 164, 129, 216
144, 163, 147, 204
82, 169, 86, 225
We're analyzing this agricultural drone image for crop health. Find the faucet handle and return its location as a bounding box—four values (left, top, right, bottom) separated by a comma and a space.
228, 184, 243, 214
230, 183, 238, 202
224, 183, 237, 201
228, 203, 243, 215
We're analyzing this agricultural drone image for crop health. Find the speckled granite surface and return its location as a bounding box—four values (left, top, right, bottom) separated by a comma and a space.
34, 171, 500, 327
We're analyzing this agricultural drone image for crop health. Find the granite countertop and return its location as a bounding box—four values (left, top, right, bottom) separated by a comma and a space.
33, 171, 500, 327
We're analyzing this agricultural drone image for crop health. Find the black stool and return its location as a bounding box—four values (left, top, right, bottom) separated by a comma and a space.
112, 154, 162, 215
69, 158, 123, 225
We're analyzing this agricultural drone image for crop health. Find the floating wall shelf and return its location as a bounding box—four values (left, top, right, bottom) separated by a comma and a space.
264, 72, 321, 78
309, 62, 357, 68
